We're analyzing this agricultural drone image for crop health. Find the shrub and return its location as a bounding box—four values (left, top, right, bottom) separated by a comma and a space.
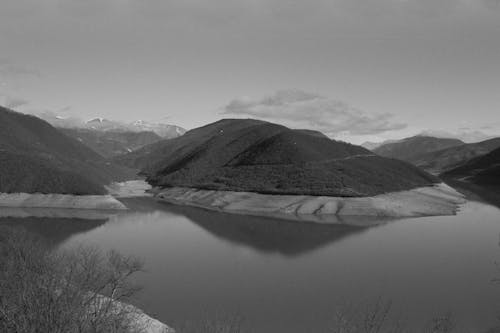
0, 227, 145, 333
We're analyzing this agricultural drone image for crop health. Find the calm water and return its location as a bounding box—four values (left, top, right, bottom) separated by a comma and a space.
2, 193, 500, 332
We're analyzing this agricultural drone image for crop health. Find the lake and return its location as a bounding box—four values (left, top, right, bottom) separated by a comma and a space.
2, 191, 500, 332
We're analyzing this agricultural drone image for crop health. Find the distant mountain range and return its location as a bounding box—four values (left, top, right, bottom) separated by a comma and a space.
33, 112, 186, 158
36, 112, 186, 139
3, 105, 497, 197
369, 135, 500, 176
410, 138, 500, 174
361, 139, 400, 150
443, 147, 500, 185
373, 136, 465, 162
0, 106, 135, 195
85, 118, 186, 138
115, 119, 438, 197
59, 128, 163, 158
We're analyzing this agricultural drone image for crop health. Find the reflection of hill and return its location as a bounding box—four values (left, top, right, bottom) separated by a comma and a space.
0, 217, 107, 246
444, 179, 500, 210
160, 203, 373, 257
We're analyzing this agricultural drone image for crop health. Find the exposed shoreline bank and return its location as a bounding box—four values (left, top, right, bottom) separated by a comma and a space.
0, 192, 127, 210
155, 183, 466, 224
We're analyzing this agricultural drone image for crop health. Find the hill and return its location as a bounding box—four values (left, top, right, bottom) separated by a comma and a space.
0, 106, 135, 195
116, 119, 439, 197
409, 137, 500, 174
59, 128, 162, 158
373, 136, 464, 162
442, 147, 500, 185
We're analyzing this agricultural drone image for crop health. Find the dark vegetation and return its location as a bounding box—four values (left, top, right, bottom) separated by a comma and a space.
60, 128, 163, 158
0, 227, 145, 333
0, 106, 136, 195
116, 119, 438, 197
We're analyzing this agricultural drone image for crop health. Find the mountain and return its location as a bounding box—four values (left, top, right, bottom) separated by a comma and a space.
84, 118, 123, 131
83, 118, 186, 139
59, 128, 163, 158
373, 136, 464, 162
409, 137, 500, 174
442, 147, 500, 185
116, 119, 438, 197
0, 106, 134, 195
35, 112, 186, 139
361, 141, 383, 150
361, 139, 401, 151
129, 120, 186, 138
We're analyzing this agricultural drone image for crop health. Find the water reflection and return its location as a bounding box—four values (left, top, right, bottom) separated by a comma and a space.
0, 216, 107, 245
0, 207, 118, 220
444, 179, 500, 209
156, 202, 377, 256
2, 197, 500, 332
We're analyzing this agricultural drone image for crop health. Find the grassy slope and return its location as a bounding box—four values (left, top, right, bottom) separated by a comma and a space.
117, 119, 438, 197
0, 106, 135, 195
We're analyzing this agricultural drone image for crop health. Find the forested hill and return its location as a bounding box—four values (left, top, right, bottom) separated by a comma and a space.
116, 118, 439, 197
0, 106, 134, 195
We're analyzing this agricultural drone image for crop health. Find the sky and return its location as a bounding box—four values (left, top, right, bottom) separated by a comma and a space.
1, 0, 500, 144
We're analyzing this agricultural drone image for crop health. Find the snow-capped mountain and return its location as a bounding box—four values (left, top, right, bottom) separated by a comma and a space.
129, 120, 186, 138
34, 111, 186, 139
83, 119, 186, 138
85, 118, 124, 131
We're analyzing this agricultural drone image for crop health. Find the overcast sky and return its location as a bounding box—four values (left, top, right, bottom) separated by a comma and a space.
1, 0, 500, 143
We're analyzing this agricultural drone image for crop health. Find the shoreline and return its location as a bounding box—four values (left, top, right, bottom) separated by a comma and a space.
155, 183, 466, 224
0, 192, 127, 210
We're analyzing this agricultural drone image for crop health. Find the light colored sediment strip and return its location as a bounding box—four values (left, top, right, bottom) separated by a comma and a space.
0, 207, 119, 219
99, 296, 175, 333
155, 183, 466, 224
0, 193, 127, 210
105, 180, 153, 198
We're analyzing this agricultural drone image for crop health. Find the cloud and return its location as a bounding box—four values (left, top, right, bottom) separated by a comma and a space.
31, 109, 86, 128
4, 96, 30, 109
0, 61, 41, 80
222, 89, 407, 137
